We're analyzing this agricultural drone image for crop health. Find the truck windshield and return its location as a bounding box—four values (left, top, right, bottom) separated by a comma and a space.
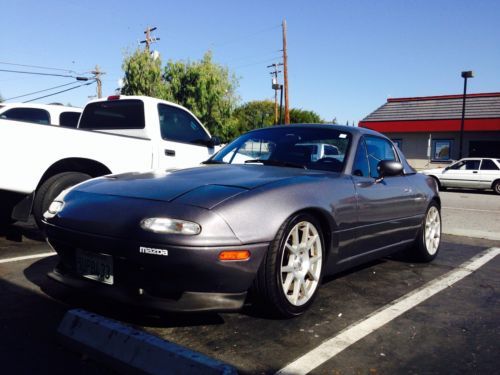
79, 99, 145, 129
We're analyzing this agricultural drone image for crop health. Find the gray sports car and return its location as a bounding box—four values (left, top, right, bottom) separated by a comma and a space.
44, 125, 441, 317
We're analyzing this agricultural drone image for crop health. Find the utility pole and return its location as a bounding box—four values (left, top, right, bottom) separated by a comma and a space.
91, 65, 104, 98
267, 62, 283, 124
282, 19, 290, 124
141, 26, 160, 52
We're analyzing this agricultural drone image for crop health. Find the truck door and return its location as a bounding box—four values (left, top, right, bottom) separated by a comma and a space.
157, 104, 216, 170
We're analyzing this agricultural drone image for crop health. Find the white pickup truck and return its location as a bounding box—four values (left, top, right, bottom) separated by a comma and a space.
0, 95, 220, 228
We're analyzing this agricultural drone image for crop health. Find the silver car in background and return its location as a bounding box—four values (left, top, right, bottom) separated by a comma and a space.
421, 158, 500, 194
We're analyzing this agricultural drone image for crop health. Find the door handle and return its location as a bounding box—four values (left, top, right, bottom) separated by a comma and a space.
404, 187, 412, 193
165, 149, 176, 157
473, 171, 478, 174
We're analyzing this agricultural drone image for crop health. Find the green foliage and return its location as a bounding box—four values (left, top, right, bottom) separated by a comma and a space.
121, 48, 335, 141
231, 100, 275, 136
289, 108, 323, 124
163, 51, 239, 141
121, 49, 166, 98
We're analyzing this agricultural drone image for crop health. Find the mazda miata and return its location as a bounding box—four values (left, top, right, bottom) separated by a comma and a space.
44, 125, 441, 317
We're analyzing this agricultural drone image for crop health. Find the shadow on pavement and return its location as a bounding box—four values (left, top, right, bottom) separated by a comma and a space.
0, 220, 45, 242
0, 267, 111, 374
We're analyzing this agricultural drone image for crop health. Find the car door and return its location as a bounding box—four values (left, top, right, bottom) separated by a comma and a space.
441, 159, 481, 188
478, 159, 500, 189
157, 104, 216, 170
349, 136, 417, 259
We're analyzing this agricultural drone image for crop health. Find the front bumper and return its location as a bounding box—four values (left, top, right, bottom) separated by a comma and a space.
45, 223, 269, 312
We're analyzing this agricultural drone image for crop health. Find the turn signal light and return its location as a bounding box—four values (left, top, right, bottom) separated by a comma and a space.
218, 250, 251, 261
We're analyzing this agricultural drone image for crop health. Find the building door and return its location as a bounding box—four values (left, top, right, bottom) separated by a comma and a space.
469, 141, 500, 158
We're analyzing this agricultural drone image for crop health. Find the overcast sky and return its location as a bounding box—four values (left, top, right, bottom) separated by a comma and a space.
1, 0, 499, 124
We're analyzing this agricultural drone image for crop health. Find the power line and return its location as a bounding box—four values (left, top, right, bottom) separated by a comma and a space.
0, 68, 89, 80
210, 24, 280, 48
0, 61, 78, 74
232, 56, 283, 69
4, 81, 82, 101
23, 80, 96, 103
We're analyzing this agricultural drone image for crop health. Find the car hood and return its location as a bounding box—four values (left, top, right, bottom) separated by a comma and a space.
73, 164, 318, 209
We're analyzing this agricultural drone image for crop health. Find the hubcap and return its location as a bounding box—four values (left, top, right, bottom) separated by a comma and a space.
280, 221, 322, 306
424, 206, 441, 255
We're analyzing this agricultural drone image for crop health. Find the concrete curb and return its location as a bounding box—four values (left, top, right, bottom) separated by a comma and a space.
58, 308, 237, 375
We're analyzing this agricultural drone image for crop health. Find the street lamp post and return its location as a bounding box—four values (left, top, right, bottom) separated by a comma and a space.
459, 70, 474, 159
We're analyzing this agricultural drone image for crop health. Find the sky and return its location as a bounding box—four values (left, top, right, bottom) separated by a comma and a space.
0, 0, 499, 124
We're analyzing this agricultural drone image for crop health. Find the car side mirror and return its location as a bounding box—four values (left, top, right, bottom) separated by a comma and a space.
376, 160, 403, 182
208, 136, 221, 148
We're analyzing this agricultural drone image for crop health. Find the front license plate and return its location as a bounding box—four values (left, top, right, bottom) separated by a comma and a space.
75, 249, 114, 285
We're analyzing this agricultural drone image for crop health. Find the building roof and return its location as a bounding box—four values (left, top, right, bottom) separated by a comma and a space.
359, 92, 500, 133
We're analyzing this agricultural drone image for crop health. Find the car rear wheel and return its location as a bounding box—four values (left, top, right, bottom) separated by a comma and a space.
33, 172, 91, 229
411, 202, 441, 262
253, 213, 324, 318
493, 180, 500, 195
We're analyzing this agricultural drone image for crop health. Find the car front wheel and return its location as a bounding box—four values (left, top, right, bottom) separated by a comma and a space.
254, 213, 324, 318
411, 202, 441, 262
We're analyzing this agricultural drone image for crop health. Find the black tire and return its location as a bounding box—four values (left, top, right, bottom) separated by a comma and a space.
33, 172, 91, 229
410, 202, 441, 262
253, 213, 325, 318
493, 180, 500, 195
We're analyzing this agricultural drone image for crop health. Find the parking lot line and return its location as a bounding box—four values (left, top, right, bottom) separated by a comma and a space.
276, 247, 500, 375
443, 206, 499, 213
0, 252, 56, 264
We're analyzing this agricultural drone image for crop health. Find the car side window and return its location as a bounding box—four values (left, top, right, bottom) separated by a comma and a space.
451, 160, 480, 170
480, 159, 499, 170
352, 138, 370, 177
158, 104, 210, 145
59, 112, 81, 127
365, 136, 397, 178
0, 108, 50, 124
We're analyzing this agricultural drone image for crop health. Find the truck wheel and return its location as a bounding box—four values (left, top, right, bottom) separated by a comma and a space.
33, 172, 91, 229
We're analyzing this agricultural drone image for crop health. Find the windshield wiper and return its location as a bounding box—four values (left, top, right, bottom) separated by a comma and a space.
202, 159, 227, 164
244, 159, 307, 169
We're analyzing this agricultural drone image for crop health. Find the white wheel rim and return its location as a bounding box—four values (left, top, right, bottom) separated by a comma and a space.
424, 206, 441, 255
280, 221, 322, 306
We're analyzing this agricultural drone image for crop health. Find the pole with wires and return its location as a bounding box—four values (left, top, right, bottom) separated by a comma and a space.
91, 65, 104, 98
267, 62, 283, 125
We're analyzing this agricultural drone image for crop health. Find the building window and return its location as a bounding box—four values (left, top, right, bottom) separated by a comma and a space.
432, 140, 452, 161
391, 139, 402, 151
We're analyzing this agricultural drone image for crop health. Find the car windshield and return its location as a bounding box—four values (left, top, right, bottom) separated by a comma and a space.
210, 127, 351, 172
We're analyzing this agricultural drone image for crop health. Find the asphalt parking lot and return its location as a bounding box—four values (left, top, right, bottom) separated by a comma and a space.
0, 189, 499, 374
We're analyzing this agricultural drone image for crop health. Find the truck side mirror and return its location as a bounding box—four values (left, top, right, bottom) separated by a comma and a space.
208, 136, 221, 148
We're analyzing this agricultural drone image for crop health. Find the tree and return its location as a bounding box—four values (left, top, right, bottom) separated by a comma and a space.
231, 100, 275, 136
163, 51, 239, 141
121, 48, 166, 98
289, 108, 323, 124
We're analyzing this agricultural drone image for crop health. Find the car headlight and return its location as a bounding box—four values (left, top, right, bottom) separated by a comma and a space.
140, 217, 201, 235
43, 188, 71, 219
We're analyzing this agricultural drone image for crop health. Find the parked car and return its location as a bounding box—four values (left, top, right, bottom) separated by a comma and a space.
0, 103, 82, 127
421, 158, 500, 194
44, 124, 441, 318
0, 95, 220, 228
